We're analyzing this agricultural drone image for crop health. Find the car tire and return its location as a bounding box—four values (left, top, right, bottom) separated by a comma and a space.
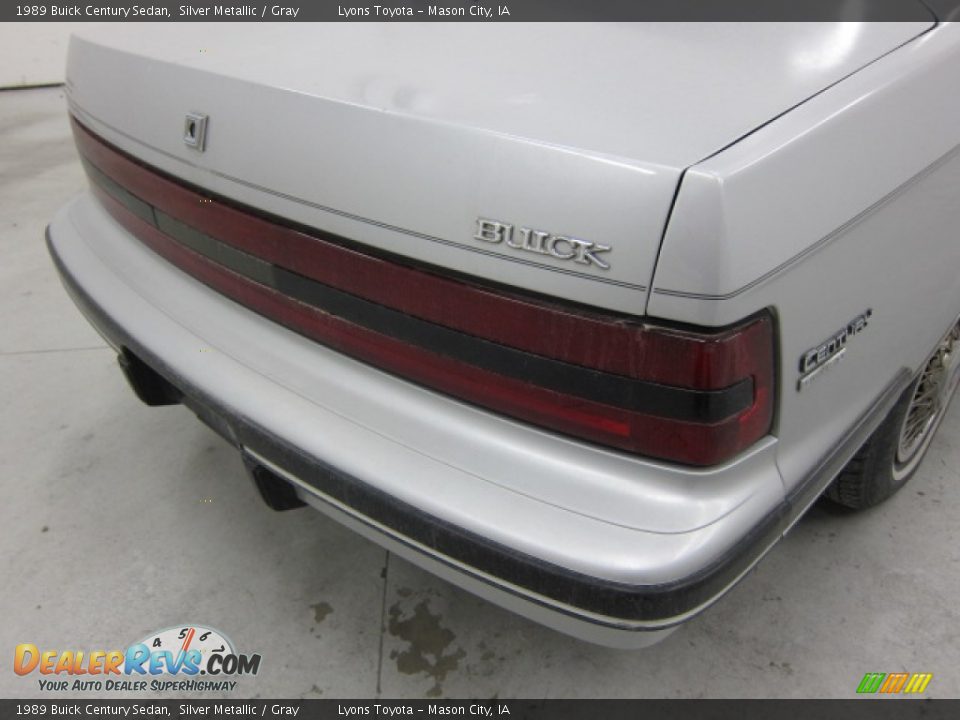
825, 319, 960, 510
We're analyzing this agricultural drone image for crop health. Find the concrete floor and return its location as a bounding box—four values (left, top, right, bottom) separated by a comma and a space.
2, 86, 959, 699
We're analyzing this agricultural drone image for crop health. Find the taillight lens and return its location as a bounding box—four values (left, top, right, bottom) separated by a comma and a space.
74, 117, 775, 467
621, 314, 776, 465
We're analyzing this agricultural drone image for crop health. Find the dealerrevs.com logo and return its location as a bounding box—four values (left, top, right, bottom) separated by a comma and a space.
14, 625, 261, 693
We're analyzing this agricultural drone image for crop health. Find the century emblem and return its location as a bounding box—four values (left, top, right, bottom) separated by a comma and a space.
797, 309, 873, 391
474, 218, 612, 270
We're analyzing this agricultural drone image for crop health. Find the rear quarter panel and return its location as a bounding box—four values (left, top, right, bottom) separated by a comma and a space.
648, 22, 960, 493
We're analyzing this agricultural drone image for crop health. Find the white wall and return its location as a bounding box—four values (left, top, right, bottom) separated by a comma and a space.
0, 23, 87, 88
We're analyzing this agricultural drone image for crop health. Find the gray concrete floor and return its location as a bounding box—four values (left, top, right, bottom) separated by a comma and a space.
2, 86, 959, 699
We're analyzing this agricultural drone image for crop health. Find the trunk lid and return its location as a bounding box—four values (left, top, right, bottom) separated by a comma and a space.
66, 22, 932, 315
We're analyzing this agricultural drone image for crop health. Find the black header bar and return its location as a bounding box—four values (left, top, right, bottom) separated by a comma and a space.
3, 0, 951, 23
3, 699, 960, 720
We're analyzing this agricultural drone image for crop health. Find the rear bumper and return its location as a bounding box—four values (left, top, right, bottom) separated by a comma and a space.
48, 193, 812, 647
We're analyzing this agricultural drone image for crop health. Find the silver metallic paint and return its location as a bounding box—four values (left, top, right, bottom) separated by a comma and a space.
64, 22, 931, 314
50, 21, 960, 644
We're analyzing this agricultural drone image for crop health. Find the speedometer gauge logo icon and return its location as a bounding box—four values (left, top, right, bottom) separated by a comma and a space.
125, 624, 260, 677
135, 625, 235, 672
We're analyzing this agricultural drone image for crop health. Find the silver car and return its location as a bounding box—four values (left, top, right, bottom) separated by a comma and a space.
48, 21, 960, 646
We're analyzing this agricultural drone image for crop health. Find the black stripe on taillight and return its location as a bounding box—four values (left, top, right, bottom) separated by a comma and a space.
85, 157, 753, 424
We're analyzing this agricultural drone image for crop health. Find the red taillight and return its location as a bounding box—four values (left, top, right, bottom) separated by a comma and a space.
75, 118, 775, 467
624, 316, 776, 465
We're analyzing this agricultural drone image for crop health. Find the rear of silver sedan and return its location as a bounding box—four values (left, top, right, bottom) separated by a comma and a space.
47, 144, 784, 647
47, 22, 943, 646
